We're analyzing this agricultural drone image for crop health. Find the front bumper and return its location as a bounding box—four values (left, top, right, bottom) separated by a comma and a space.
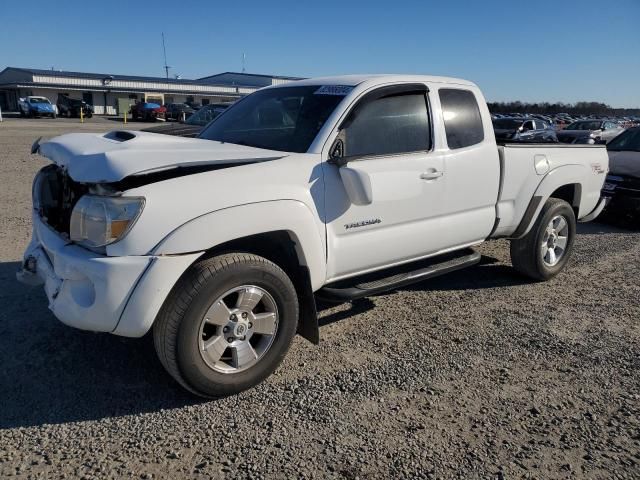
602, 175, 640, 213
17, 213, 202, 337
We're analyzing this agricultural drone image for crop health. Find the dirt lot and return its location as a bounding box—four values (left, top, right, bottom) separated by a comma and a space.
0, 117, 638, 479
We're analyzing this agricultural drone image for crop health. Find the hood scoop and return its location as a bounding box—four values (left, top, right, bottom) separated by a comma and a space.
104, 130, 136, 142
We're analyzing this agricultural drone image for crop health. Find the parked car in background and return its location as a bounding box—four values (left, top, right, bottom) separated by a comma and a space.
165, 103, 195, 121
18, 96, 56, 118
602, 127, 640, 217
493, 117, 557, 143
557, 120, 624, 144
143, 104, 229, 137
130, 102, 167, 121
56, 95, 93, 118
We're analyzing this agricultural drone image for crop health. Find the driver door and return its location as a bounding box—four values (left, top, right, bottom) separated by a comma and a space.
322, 84, 446, 281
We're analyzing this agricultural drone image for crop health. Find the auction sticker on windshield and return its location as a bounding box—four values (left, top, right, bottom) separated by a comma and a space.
314, 85, 354, 96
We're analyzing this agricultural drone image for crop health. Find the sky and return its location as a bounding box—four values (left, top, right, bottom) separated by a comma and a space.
1, 0, 639, 107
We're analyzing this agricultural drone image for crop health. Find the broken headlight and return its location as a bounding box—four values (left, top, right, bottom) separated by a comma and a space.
70, 195, 145, 248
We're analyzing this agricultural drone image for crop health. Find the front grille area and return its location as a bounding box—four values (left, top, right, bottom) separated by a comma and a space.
34, 165, 88, 236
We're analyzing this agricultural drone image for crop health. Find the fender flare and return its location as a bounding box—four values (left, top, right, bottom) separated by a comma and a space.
511, 164, 586, 239
152, 200, 327, 291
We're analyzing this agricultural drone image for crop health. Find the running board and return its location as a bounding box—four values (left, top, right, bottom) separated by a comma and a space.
317, 249, 481, 302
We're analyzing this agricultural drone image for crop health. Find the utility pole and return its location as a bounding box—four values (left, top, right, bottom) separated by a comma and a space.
162, 33, 171, 79
242, 53, 246, 73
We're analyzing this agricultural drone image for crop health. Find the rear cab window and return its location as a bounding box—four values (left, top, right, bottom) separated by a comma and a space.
438, 88, 484, 149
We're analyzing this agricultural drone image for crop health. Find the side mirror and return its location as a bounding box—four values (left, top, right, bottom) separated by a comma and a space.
339, 167, 373, 205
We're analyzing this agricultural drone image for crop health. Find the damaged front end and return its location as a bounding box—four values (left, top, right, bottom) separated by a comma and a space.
32, 163, 89, 238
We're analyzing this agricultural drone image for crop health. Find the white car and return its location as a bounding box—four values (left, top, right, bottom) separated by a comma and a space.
18, 75, 609, 397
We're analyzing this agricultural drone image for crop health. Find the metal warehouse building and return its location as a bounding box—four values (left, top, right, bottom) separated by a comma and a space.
0, 67, 301, 114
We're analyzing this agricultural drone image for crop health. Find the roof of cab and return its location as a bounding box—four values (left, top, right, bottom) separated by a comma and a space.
276, 74, 476, 88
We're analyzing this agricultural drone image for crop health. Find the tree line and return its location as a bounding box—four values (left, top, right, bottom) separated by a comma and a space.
488, 101, 640, 117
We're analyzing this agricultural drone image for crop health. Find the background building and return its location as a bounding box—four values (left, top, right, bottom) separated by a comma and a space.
0, 67, 302, 114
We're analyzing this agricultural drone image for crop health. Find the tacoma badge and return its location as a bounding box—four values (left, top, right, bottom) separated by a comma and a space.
344, 218, 381, 230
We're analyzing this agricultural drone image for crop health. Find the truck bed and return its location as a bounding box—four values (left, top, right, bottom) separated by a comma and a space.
491, 143, 608, 238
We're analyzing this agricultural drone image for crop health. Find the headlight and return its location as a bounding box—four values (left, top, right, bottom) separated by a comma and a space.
70, 195, 145, 248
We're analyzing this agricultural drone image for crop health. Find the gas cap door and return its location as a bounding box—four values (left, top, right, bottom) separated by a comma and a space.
534, 154, 550, 175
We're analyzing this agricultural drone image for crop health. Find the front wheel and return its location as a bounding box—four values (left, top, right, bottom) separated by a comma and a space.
510, 198, 576, 281
153, 253, 299, 398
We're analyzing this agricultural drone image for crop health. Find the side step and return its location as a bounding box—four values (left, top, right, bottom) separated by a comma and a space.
317, 249, 481, 302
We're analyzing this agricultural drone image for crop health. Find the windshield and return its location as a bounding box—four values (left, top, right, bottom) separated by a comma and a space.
566, 121, 601, 131
29, 97, 50, 104
607, 129, 640, 151
198, 86, 347, 152
493, 119, 522, 129
187, 106, 225, 126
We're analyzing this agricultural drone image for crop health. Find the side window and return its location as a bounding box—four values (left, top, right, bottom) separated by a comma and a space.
523, 120, 535, 131
343, 93, 431, 157
439, 89, 484, 149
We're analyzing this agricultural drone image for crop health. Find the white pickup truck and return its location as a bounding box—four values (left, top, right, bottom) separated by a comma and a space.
18, 75, 609, 397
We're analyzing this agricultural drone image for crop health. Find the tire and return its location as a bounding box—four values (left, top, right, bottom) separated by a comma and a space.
153, 253, 299, 398
510, 198, 576, 281
52, 113, 56, 119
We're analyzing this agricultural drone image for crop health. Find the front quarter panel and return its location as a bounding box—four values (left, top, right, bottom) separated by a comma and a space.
152, 200, 327, 291
107, 153, 324, 256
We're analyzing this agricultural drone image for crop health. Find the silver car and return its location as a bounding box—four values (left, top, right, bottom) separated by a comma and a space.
557, 120, 625, 144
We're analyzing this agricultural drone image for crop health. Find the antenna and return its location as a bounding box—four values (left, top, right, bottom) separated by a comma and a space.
242, 53, 246, 73
162, 33, 171, 79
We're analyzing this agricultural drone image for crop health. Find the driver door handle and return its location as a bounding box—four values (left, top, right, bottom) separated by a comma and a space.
420, 169, 444, 180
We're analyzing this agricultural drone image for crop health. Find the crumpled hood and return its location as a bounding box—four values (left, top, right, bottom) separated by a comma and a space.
608, 150, 640, 178
36, 130, 287, 183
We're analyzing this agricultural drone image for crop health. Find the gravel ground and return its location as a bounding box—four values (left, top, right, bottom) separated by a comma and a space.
0, 118, 639, 479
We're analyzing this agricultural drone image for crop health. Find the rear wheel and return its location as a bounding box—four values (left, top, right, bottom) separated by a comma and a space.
153, 253, 299, 398
510, 198, 576, 281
